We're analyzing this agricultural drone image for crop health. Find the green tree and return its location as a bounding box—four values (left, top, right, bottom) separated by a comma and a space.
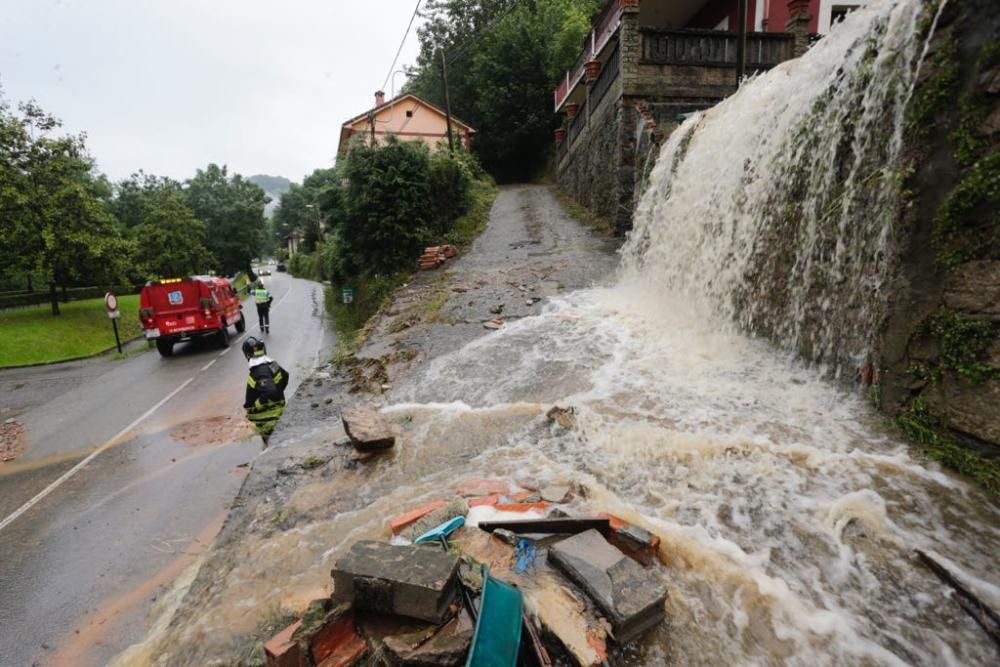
109, 175, 214, 279
0, 96, 132, 314
406, 0, 600, 180
273, 167, 340, 254
335, 137, 432, 276
184, 164, 269, 275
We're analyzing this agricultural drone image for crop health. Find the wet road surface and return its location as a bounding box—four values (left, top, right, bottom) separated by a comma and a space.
0, 272, 333, 667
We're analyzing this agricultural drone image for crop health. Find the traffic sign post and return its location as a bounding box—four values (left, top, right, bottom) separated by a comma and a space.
105, 292, 123, 354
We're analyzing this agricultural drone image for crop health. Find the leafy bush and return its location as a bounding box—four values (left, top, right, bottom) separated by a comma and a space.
427, 149, 473, 235
338, 137, 432, 276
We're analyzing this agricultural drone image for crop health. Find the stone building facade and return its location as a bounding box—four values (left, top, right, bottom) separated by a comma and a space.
555, 0, 808, 233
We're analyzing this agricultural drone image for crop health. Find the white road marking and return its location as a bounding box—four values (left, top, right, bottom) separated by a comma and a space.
0, 276, 303, 533
0, 377, 196, 533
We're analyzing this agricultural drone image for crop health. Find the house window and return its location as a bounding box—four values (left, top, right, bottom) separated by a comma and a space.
406, 110, 414, 118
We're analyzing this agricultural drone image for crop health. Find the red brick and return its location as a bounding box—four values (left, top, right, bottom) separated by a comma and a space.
389, 500, 448, 534
493, 501, 549, 513
265, 620, 305, 667
311, 615, 367, 666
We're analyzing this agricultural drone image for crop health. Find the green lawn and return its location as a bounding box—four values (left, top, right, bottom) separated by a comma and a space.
0, 294, 144, 367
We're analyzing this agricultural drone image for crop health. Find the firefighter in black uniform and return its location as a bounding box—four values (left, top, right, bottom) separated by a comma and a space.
242, 336, 289, 440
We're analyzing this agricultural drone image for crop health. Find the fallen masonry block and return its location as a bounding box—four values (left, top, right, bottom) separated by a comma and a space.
468, 495, 501, 508
332, 541, 461, 624
389, 499, 448, 535
398, 497, 468, 542
341, 405, 395, 451
383, 611, 473, 666
265, 619, 305, 667
598, 513, 661, 566
292, 600, 367, 667
548, 529, 667, 644
456, 479, 510, 498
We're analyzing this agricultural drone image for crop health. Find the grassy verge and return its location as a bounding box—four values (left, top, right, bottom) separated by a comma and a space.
0, 294, 143, 367
445, 177, 498, 250
553, 187, 614, 235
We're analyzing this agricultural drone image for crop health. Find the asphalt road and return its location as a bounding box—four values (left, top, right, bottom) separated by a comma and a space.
0, 272, 333, 667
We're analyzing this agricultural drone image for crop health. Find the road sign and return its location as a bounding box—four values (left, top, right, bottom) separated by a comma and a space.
105, 292, 123, 354
341, 287, 354, 304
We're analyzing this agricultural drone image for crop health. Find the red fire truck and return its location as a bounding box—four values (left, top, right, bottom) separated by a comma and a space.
139, 276, 246, 357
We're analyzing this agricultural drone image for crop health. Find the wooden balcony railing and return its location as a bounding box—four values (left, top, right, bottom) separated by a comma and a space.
553, 2, 623, 110
640, 29, 796, 68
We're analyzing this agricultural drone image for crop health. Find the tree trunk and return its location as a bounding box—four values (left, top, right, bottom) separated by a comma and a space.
49, 282, 60, 316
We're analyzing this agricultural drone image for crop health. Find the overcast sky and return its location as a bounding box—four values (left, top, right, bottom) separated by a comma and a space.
0, 0, 425, 183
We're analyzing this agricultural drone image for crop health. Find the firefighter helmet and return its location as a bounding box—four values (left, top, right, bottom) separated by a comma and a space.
242, 336, 266, 360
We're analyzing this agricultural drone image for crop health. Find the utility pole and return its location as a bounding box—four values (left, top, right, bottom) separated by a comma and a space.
440, 48, 455, 152
736, 0, 748, 87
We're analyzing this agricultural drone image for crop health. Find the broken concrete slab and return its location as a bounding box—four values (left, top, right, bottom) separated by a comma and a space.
341, 405, 396, 451
265, 619, 305, 667
383, 611, 473, 666
332, 541, 461, 624
548, 529, 666, 644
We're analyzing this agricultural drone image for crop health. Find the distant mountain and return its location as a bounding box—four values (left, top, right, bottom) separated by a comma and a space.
248, 174, 292, 217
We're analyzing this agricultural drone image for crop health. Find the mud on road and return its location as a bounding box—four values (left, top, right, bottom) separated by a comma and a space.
110, 185, 620, 665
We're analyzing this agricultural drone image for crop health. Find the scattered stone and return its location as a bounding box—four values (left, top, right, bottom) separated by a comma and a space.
598, 513, 661, 566
311, 403, 320, 409
325, 398, 334, 405
332, 541, 461, 624
264, 619, 304, 667
341, 405, 396, 451
398, 497, 468, 542
383, 611, 473, 666
489, 304, 504, 315
548, 529, 667, 644
468, 495, 501, 508
539, 485, 573, 503
546, 406, 577, 429
483, 319, 505, 330
389, 499, 448, 535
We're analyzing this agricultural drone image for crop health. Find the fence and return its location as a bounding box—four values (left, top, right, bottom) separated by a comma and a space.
568, 98, 589, 147
590, 43, 621, 112
640, 29, 796, 69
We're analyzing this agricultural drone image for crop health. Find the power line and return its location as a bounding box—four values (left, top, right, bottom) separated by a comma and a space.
381, 0, 424, 93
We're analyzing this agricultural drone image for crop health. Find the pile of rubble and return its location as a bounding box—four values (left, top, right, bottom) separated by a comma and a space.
262, 476, 668, 666
417, 245, 458, 271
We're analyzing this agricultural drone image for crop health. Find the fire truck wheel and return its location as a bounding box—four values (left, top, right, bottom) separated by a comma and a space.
235, 313, 247, 333
156, 339, 174, 357
217, 325, 231, 349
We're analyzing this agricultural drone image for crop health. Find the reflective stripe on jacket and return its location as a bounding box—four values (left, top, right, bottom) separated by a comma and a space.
252, 288, 272, 305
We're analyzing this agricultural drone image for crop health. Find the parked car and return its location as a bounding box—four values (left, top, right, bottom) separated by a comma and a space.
276, 263, 287, 272
259, 267, 271, 276
139, 276, 246, 357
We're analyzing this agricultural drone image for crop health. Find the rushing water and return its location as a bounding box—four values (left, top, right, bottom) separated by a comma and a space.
118, 1, 998, 664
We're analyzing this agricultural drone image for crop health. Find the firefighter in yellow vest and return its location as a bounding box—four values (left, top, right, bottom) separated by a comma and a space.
251, 279, 273, 333
242, 336, 288, 440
